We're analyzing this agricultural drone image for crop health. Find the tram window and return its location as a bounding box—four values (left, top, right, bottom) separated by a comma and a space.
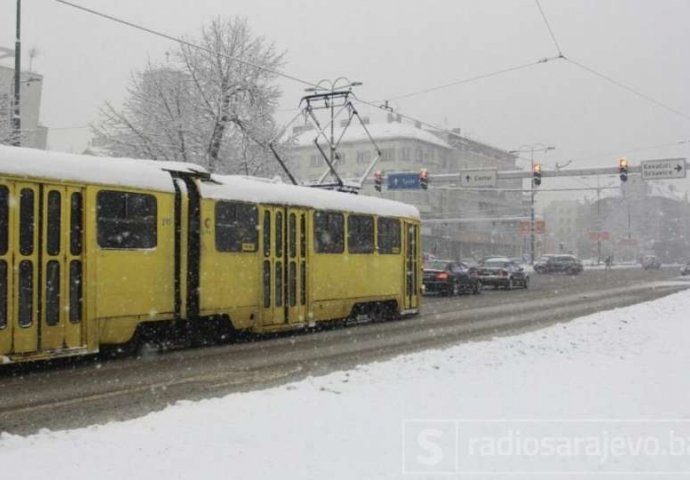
275, 262, 283, 307
18, 260, 33, 327
46, 261, 60, 326
314, 211, 344, 254
289, 213, 296, 258
97, 191, 157, 249
263, 211, 271, 257
263, 260, 271, 308
378, 217, 401, 254
19, 188, 34, 256
300, 214, 306, 258
275, 212, 283, 258
69, 260, 83, 323
0, 261, 6, 329
215, 201, 258, 252
47, 191, 61, 256
0, 186, 8, 255
70, 192, 83, 255
289, 262, 297, 307
348, 214, 374, 254
300, 260, 306, 306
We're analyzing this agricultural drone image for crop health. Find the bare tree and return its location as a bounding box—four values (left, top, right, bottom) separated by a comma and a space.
92, 17, 284, 175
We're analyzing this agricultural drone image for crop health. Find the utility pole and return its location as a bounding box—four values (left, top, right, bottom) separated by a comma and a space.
12, 0, 22, 146
508, 144, 555, 264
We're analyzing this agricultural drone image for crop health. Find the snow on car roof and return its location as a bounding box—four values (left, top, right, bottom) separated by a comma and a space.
201, 175, 420, 219
0, 145, 205, 192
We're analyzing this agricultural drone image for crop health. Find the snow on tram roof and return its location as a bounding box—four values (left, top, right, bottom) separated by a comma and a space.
0, 145, 205, 192
202, 175, 420, 219
0, 146, 419, 218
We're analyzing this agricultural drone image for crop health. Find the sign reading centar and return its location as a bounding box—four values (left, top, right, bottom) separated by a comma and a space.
460, 169, 497, 187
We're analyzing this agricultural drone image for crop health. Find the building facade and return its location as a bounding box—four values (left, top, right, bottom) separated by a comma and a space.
0, 64, 47, 149
288, 116, 525, 262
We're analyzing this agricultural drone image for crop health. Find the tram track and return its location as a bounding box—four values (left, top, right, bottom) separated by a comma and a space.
1, 268, 687, 435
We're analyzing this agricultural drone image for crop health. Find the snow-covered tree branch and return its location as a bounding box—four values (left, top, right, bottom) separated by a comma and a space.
91, 17, 284, 175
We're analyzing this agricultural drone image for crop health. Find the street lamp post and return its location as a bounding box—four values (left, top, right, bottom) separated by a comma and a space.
509, 144, 555, 264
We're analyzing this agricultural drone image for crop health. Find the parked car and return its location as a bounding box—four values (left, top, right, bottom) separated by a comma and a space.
641, 255, 662, 270
478, 255, 504, 266
477, 258, 529, 289
422, 260, 482, 296
533, 254, 583, 275
680, 262, 690, 276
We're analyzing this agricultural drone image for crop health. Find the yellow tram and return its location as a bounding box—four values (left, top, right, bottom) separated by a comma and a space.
0, 145, 421, 364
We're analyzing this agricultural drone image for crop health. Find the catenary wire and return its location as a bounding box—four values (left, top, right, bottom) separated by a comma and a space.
54, 0, 317, 88
566, 58, 690, 122
385, 55, 564, 102
535, 0, 564, 56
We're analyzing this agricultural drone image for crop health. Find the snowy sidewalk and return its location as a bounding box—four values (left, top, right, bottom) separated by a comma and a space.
3, 288, 690, 479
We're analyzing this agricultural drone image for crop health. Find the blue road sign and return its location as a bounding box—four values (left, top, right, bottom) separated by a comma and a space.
387, 172, 421, 190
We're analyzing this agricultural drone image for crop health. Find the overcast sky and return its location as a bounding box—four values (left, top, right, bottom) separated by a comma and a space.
1, 0, 689, 201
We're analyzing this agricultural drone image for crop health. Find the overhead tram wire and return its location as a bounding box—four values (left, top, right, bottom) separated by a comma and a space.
532, 0, 690, 123
535, 0, 564, 57
385, 55, 564, 102
53, 0, 317, 89
565, 58, 690, 123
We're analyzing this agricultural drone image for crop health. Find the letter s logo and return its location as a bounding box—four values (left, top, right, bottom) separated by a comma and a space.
417, 428, 445, 466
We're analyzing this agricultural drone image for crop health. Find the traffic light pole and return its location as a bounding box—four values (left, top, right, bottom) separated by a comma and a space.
12, 0, 21, 146
530, 174, 536, 266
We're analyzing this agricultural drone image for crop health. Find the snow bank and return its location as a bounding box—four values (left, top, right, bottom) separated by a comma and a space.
3, 288, 690, 478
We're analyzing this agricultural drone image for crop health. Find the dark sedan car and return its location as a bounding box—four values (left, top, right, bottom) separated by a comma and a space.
477, 258, 529, 289
533, 254, 583, 275
422, 260, 482, 296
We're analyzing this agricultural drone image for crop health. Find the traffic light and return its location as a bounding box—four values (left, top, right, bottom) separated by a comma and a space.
619, 158, 628, 182
374, 170, 383, 192
419, 168, 429, 190
532, 163, 542, 187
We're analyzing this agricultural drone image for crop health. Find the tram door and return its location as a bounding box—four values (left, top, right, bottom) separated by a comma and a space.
40, 186, 86, 351
261, 207, 308, 327
403, 221, 420, 311
0, 182, 86, 357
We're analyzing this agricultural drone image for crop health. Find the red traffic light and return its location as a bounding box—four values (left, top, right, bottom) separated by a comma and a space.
532, 163, 542, 186
419, 168, 429, 190
374, 170, 383, 192
619, 158, 628, 182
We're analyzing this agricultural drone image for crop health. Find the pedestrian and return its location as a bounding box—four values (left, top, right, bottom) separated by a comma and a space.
604, 255, 612, 270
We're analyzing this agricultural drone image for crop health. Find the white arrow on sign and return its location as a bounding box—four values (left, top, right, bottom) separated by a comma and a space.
460, 169, 497, 187
640, 158, 686, 180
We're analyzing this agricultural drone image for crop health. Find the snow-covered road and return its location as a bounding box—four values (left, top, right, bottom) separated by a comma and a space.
3, 286, 690, 479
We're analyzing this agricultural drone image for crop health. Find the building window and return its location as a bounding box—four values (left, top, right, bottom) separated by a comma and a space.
336, 152, 346, 165
400, 148, 411, 162
215, 201, 258, 252
310, 154, 321, 167
381, 148, 395, 162
97, 191, 157, 249
348, 214, 374, 254
356, 151, 369, 164
314, 211, 344, 253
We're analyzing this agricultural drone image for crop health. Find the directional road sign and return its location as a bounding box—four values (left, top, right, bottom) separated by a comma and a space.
460, 169, 497, 188
387, 172, 421, 190
640, 158, 686, 180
